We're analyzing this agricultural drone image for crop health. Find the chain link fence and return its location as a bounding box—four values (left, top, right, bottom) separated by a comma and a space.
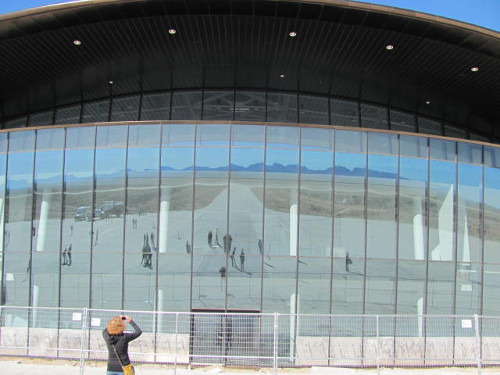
0, 306, 499, 373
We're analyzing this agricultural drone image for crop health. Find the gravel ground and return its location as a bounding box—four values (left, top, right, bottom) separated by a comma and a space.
0, 358, 498, 375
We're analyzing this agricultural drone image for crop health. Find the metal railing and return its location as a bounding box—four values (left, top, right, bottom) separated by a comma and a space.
1, 306, 499, 374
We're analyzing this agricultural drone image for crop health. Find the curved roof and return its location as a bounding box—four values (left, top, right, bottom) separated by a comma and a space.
0, 0, 499, 131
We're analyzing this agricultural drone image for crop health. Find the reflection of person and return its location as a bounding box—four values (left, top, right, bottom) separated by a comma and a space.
66, 244, 72, 266
223, 234, 233, 255
345, 252, 353, 272
185, 240, 191, 254
93, 229, 99, 246
102, 316, 142, 375
240, 248, 245, 271
208, 230, 213, 247
258, 239, 263, 256
230, 247, 236, 268
132, 218, 137, 229
61, 246, 68, 266
215, 228, 221, 247
141, 234, 153, 269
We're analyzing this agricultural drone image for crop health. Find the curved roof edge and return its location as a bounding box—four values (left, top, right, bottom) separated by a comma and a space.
0, 0, 498, 39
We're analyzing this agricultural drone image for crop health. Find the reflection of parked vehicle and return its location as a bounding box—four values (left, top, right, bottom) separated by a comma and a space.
74, 206, 104, 221
98, 201, 125, 218
74, 206, 91, 222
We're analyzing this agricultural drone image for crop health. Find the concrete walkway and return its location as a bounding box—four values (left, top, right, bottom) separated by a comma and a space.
0, 359, 497, 375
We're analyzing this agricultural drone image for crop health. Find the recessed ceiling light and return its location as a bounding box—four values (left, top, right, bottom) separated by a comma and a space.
385, 44, 394, 50
289, 31, 297, 37
425, 101, 431, 105
109, 80, 114, 85
279, 74, 285, 78
73, 40, 82, 46
471, 67, 479, 72
168, 29, 177, 35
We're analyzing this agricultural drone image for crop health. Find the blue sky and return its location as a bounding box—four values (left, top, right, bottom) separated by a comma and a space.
0, 0, 499, 32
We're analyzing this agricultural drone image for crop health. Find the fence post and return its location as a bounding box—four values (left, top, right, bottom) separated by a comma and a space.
79, 307, 88, 375
474, 314, 481, 375
376, 315, 380, 375
174, 313, 179, 375
273, 312, 279, 373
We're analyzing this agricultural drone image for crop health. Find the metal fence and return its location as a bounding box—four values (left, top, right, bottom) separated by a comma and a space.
1, 306, 500, 373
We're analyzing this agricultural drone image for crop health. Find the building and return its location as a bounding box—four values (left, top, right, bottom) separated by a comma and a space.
0, 0, 499, 322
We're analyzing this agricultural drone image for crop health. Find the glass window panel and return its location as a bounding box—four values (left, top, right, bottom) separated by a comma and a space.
457, 164, 482, 264
484, 167, 500, 264
398, 157, 428, 260
301, 127, 334, 151
61, 127, 95, 307
32, 129, 64, 308
365, 259, 396, 314
157, 254, 191, 312
160, 125, 195, 255
267, 92, 297, 123
483, 264, 500, 315
82, 100, 110, 123
262, 256, 297, 313
265, 144, 299, 257
335, 130, 366, 153
110, 95, 140, 122
367, 154, 397, 258
400, 135, 427, 158
29, 110, 53, 127
426, 261, 454, 314
332, 257, 364, 314
396, 260, 426, 314
141, 92, 171, 121
228, 126, 264, 310
192, 255, 227, 309
203, 90, 234, 120
368, 132, 397, 155
4, 117, 27, 129
55, 105, 81, 125
458, 142, 482, 164
298, 257, 331, 314
234, 91, 266, 122
231, 124, 265, 147
227, 255, 262, 311
197, 124, 230, 147
266, 125, 299, 149
445, 124, 467, 139
171, 91, 202, 120
4, 131, 35, 306
360, 104, 388, 130
299, 95, 328, 125
193, 123, 229, 266
484, 146, 500, 168
455, 262, 481, 314
330, 99, 359, 127
430, 138, 456, 162
123, 251, 157, 311
299, 129, 333, 258
418, 117, 442, 136
91, 252, 123, 309
429, 160, 456, 262
334, 146, 366, 259
390, 110, 416, 132
124, 125, 160, 262
92, 126, 127, 309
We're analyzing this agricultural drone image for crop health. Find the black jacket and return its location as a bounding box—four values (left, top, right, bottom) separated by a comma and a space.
102, 320, 142, 372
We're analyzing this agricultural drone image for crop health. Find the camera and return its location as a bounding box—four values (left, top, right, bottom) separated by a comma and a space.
121, 316, 126, 320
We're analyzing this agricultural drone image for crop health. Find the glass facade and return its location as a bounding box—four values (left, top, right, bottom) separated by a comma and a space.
0, 122, 499, 317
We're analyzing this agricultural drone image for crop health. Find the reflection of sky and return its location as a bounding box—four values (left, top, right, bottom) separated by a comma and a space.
335, 152, 365, 170
301, 150, 332, 171
65, 149, 94, 178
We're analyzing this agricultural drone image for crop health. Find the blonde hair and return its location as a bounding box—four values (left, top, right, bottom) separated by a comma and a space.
107, 316, 125, 335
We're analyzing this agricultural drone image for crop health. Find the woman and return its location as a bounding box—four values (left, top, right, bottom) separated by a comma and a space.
102, 315, 142, 375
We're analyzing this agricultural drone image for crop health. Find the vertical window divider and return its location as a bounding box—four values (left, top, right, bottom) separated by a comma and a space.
225, 125, 233, 311
88, 126, 98, 309
259, 125, 268, 312
189, 125, 198, 312
121, 126, 130, 311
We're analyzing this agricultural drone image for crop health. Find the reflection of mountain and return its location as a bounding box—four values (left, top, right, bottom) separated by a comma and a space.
8, 162, 401, 190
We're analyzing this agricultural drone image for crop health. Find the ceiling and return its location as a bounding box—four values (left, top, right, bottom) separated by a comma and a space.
0, 0, 498, 133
